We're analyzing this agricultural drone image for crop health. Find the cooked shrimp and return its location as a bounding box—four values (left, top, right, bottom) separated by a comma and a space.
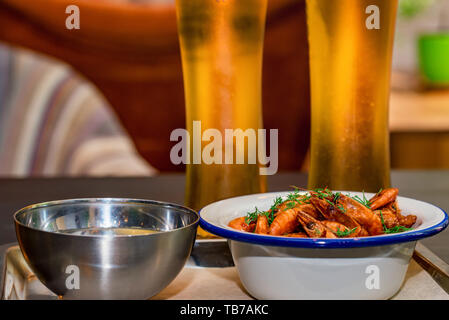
321, 221, 356, 237
369, 188, 399, 210
269, 208, 299, 236
383, 200, 417, 228
231, 188, 415, 238
310, 197, 367, 237
321, 221, 346, 232
297, 211, 337, 238
374, 210, 399, 229
385, 201, 400, 215
255, 214, 269, 234
228, 217, 255, 232
337, 195, 384, 235
297, 203, 322, 220
397, 213, 417, 228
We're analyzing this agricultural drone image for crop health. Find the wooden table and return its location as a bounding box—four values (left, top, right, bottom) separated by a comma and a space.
0, 171, 448, 262
390, 90, 449, 169
390, 90, 449, 132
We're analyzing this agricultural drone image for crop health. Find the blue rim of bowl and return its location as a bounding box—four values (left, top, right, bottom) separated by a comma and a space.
199, 203, 449, 249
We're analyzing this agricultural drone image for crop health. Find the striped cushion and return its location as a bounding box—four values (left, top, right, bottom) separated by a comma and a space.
0, 43, 156, 177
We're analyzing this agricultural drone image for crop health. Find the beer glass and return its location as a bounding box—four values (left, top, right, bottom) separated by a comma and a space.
175, 0, 268, 237
306, 0, 398, 192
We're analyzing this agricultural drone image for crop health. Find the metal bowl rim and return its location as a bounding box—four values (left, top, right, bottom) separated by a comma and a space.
13, 198, 200, 238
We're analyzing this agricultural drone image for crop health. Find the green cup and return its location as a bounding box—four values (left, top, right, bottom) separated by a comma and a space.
418, 32, 449, 87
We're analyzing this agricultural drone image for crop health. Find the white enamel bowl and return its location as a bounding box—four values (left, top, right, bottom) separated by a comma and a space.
199, 191, 448, 300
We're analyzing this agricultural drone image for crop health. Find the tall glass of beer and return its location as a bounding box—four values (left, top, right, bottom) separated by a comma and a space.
306, 0, 398, 192
175, 0, 268, 237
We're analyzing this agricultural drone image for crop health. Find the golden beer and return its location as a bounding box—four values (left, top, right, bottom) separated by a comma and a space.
176, 0, 268, 237
306, 0, 398, 192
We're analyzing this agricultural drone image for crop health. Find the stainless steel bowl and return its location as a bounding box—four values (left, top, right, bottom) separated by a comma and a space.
14, 198, 199, 299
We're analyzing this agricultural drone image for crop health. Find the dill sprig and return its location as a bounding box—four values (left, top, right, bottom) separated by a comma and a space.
351, 192, 372, 209
335, 227, 357, 238
337, 204, 347, 213
285, 201, 297, 209
312, 189, 347, 213
270, 197, 283, 213
260, 188, 313, 226
247, 196, 284, 226
313, 188, 333, 200
267, 196, 283, 224
286, 188, 311, 205
264, 210, 275, 225
384, 225, 412, 234
324, 198, 334, 207
379, 210, 386, 229
245, 207, 262, 224
286, 192, 300, 203
379, 210, 412, 234
333, 192, 341, 203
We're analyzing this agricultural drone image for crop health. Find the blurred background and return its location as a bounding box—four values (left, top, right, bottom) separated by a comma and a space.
0, 0, 448, 177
